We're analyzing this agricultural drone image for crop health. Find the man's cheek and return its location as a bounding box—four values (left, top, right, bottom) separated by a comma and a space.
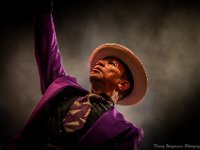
106, 73, 118, 80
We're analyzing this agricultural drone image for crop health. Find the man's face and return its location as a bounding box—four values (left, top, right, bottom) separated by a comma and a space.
90, 57, 125, 87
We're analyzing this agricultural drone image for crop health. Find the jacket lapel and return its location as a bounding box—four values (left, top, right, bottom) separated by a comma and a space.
27, 76, 87, 124
79, 108, 133, 148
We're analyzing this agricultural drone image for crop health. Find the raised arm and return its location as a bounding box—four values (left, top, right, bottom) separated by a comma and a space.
34, 13, 66, 94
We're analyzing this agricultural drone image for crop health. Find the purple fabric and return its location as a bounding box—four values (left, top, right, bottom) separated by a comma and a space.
34, 14, 68, 94
26, 76, 86, 125
79, 107, 144, 150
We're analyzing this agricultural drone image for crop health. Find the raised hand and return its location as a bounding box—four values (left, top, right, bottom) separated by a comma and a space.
32, 0, 53, 15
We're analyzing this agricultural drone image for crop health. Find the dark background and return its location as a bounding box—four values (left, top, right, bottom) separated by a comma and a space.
0, 0, 200, 149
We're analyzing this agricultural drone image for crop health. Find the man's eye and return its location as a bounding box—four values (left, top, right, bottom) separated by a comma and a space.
109, 62, 117, 66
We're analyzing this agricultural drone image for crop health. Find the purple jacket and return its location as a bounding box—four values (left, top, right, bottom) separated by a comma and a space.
5, 14, 143, 150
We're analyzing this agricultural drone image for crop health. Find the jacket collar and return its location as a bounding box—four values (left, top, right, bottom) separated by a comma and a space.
27, 76, 88, 124
79, 108, 133, 148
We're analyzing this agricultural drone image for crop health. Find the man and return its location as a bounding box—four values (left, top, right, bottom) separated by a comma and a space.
3, 0, 147, 150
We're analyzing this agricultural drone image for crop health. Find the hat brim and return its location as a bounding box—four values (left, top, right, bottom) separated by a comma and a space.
89, 43, 147, 106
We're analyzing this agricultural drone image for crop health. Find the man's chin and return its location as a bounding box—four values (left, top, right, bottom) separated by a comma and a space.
89, 73, 103, 83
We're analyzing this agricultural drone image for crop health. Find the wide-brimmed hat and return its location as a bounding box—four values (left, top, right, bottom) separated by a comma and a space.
89, 43, 147, 105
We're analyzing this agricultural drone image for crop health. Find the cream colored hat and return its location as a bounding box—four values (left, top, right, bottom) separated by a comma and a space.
89, 43, 147, 105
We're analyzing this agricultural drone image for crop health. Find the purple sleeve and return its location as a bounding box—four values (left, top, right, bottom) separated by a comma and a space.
34, 14, 69, 94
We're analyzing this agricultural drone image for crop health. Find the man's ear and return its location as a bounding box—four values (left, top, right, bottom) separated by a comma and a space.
117, 79, 130, 91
